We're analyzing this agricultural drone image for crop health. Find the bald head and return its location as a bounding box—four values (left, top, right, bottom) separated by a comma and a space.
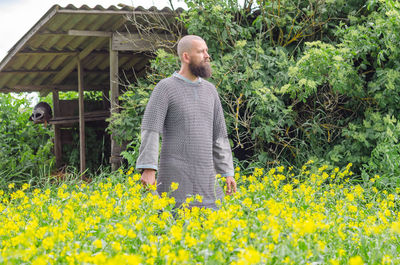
177, 35, 205, 61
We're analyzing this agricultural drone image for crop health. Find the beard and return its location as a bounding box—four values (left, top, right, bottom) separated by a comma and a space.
189, 61, 212, 78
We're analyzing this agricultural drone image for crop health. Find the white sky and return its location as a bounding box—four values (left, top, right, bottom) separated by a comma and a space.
0, 0, 187, 61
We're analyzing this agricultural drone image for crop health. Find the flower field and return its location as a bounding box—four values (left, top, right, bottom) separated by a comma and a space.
1, 162, 399, 264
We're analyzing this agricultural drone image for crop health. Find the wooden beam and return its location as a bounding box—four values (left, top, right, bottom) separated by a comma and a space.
7, 84, 108, 93
0, 70, 58, 75
71, 69, 109, 74
16, 51, 78, 56
16, 50, 133, 57
109, 38, 121, 171
51, 37, 106, 85
102, 88, 110, 110
52, 91, 62, 168
0, 69, 108, 75
77, 58, 86, 175
111, 33, 175, 51
39, 30, 69, 36
52, 91, 61, 117
68, 30, 112, 37
48, 111, 109, 125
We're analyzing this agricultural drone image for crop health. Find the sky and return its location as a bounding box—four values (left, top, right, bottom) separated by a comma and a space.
0, 0, 187, 61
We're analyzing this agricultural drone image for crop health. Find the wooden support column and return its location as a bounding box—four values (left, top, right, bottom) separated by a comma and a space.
109, 37, 121, 171
52, 91, 62, 169
77, 58, 86, 175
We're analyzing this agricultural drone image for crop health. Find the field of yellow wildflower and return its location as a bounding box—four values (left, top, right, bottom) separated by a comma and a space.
1, 162, 399, 264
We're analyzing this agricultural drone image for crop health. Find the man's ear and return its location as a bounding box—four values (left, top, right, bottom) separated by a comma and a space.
182, 52, 190, 64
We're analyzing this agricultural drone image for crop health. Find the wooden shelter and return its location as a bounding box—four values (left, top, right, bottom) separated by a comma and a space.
0, 4, 181, 173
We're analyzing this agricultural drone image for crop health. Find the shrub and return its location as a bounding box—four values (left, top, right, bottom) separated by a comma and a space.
0, 94, 54, 188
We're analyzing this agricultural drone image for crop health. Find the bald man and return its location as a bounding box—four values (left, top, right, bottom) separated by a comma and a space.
136, 35, 236, 210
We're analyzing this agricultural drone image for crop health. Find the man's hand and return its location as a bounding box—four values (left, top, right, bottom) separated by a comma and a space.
140, 169, 156, 186
226, 176, 237, 195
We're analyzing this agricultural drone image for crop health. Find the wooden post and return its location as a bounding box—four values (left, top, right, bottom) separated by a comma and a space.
109, 37, 120, 171
52, 91, 62, 169
102, 88, 109, 110
77, 58, 86, 175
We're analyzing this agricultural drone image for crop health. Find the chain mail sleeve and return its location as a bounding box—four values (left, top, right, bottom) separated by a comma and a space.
135, 81, 169, 170
213, 92, 234, 177
136, 129, 159, 171
213, 137, 234, 177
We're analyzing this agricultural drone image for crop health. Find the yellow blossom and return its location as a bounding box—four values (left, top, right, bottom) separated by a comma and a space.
170, 182, 179, 191
349, 256, 363, 265
92, 239, 103, 249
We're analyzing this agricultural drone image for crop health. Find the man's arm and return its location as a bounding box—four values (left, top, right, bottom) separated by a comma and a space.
140, 169, 156, 186
213, 92, 237, 195
136, 129, 159, 186
213, 137, 236, 195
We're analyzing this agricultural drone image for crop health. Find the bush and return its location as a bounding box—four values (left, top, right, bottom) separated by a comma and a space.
108, 0, 400, 184
0, 94, 54, 188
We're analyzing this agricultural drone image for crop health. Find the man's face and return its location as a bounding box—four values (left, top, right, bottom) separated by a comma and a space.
187, 40, 212, 78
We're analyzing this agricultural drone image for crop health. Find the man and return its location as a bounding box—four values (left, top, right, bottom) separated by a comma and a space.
136, 35, 236, 209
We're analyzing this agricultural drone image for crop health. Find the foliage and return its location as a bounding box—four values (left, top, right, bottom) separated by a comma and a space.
0, 94, 54, 188
283, 41, 364, 101
284, 0, 400, 178
107, 0, 400, 184
338, 111, 400, 189
211, 41, 293, 163
61, 126, 110, 175
1, 162, 400, 264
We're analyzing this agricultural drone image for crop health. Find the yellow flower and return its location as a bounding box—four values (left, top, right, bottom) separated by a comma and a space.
175, 250, 189, 263
149, 183, 157, 191
391, 221, 400, 234
293, 220, 316, 235
195, 194, 203, 203
283, 256, 292, 264
8, 183, 15, 189
237, 247, 261, 264
112, 242, 122, 252
170, 182, 179, 191
42, 237, 55, 250
338, 249, 346, 257
93, 239, 103, 249
329, 259, 339, 265
170, 225, 183, 242
32, 255, 48, 265
349, 256, 363, 265
184, 234, 197, 248
125, 254, 141, 264
382, 255, 392, 265
346, 193, 355, 202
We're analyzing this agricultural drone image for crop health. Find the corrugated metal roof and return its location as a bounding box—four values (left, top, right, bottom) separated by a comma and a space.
0, 4, 182, 93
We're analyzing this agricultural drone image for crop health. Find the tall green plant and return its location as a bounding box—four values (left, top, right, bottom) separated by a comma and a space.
109, 0, 390, 173
0, 94, 54, 188
281, 0, 400, 179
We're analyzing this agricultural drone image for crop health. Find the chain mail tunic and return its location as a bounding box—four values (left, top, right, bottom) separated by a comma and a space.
137, 74, 234, 207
